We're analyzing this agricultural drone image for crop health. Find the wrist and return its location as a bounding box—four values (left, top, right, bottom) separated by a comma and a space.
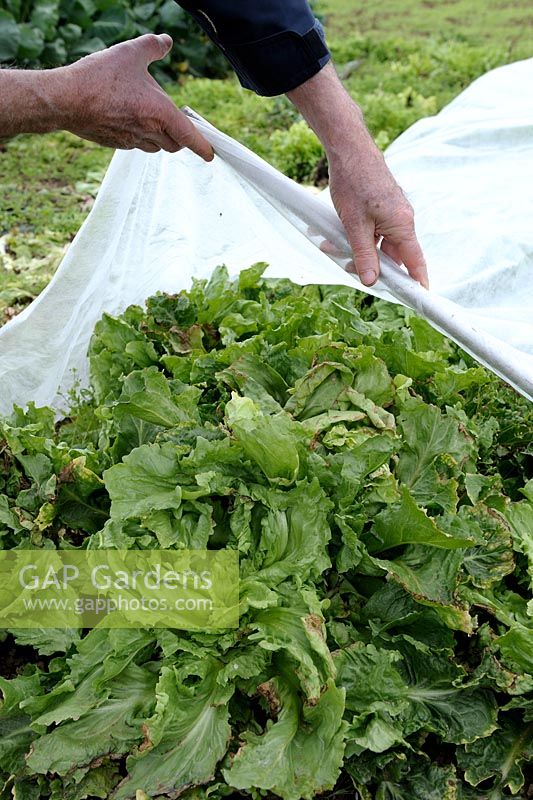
36, 66, 80, 133
287, 61, 375, 160
0, 67, 75, 135
321, 106, 375, 162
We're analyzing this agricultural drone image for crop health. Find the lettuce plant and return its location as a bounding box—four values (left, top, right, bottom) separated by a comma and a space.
0, 266, 531, 799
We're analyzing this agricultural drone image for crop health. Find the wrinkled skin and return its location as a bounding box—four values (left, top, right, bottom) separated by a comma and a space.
62, 33, 214, 159
1, 34, 426, 288
289, 63, 428, 288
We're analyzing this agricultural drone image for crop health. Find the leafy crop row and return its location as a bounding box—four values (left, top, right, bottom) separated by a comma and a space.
0, 268, 532, 798
0, 0, 229, 81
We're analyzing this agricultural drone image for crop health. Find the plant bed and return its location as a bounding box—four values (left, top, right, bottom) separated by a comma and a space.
0, 267, 531, 799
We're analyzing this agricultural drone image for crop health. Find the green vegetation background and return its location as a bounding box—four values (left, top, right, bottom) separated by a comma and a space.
1, 0, 533, 321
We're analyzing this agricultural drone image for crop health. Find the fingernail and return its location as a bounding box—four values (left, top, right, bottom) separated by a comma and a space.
360, 270, 377, 285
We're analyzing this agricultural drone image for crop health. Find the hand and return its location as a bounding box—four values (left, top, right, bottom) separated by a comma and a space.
61, 34, 214, 159
327, 125, 428, 288
287, 63, 428, 289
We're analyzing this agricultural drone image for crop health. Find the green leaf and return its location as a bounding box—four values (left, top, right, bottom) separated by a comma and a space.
141, 500, 213, 549
89, 8, 133, 45
396, 402, 473, 510
335, 642, 408, 717
61, 761, 121, 800
158, 0, 185, 27
399, 761, 461, 800
217, 353, 288, 411
248, 587, 334, 702
61, 0, 97, 30
58, 22, 82, 45
103, 443, 182, 519
368, 486, 477, 553
285, 362, 353, 420
371, 545, 474, 632
0, 494, 23, 535
110, 368, 200, 429
146, 291, 197, 329
225, 678, 347, 800
67, 35, 105, 57
338, 639, 497, 749
400, 643, 498, 744
248, 479, 332, 584
495, 625, 533, 674
41, 36, 67, 64
342, 386, 395, 430
0, 712, 35, 773
89, 311, 147, 402
225, 394, 301, 485
464, 471, 501, 504
0, 10, 20, 61
461, 506, 515, 588
0, 673, 41, 773
10, 627, 80, 656
17, 23, 45, 59
26, 664, 156, 774
350, 348, 394, 406
11, 779, 46, 800
22, 629, 154, 725
375, 333, 444, 380
115, 660, 233, 799
132, 3, 157, 23
29, 1, 60, 41
434, 366, 493, 404
56, 458, 108, 535
362, 582, 456, 652
1, 0, 21, 17
457, 717, 533, 794
506, 497, 533, 595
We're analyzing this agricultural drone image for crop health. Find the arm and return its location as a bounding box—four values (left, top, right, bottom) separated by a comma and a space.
177, 1, 428, 287
0, 34, 213, 160
288, 63, 428, 288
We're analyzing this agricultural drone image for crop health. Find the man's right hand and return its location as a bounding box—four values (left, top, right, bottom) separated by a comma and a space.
287, 63, 428, 289
0, 34, 213, 159
61, 34, 214, 159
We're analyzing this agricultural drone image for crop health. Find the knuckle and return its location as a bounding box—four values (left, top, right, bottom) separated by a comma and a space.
114, 39, 135, 57
143, 33, 160, 49
395, 205, 415, 227
176, 126, 195, 146
354, 245, 377, 257
349, 233, 377, 253
119, 132, 137, 150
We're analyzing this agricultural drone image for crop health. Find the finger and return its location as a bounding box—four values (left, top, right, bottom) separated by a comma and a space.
164, 107, 214, 162
348, 229, 380, 286
394, 235, 429, 289
319, 239, 344, 257
147, 132, 183, 154
136, 33, 173, 66
306, 227, 342, 257
136, 140, 161, 154
380, 239, 403, 265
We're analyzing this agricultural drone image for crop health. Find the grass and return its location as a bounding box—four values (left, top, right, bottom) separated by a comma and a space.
1, 0, 533, 321
0, 135, 111, 316
319, 0, 533, 47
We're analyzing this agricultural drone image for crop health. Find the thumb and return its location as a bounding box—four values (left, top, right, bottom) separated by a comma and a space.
350, 230, 380, 286
136, 33, 173, 66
